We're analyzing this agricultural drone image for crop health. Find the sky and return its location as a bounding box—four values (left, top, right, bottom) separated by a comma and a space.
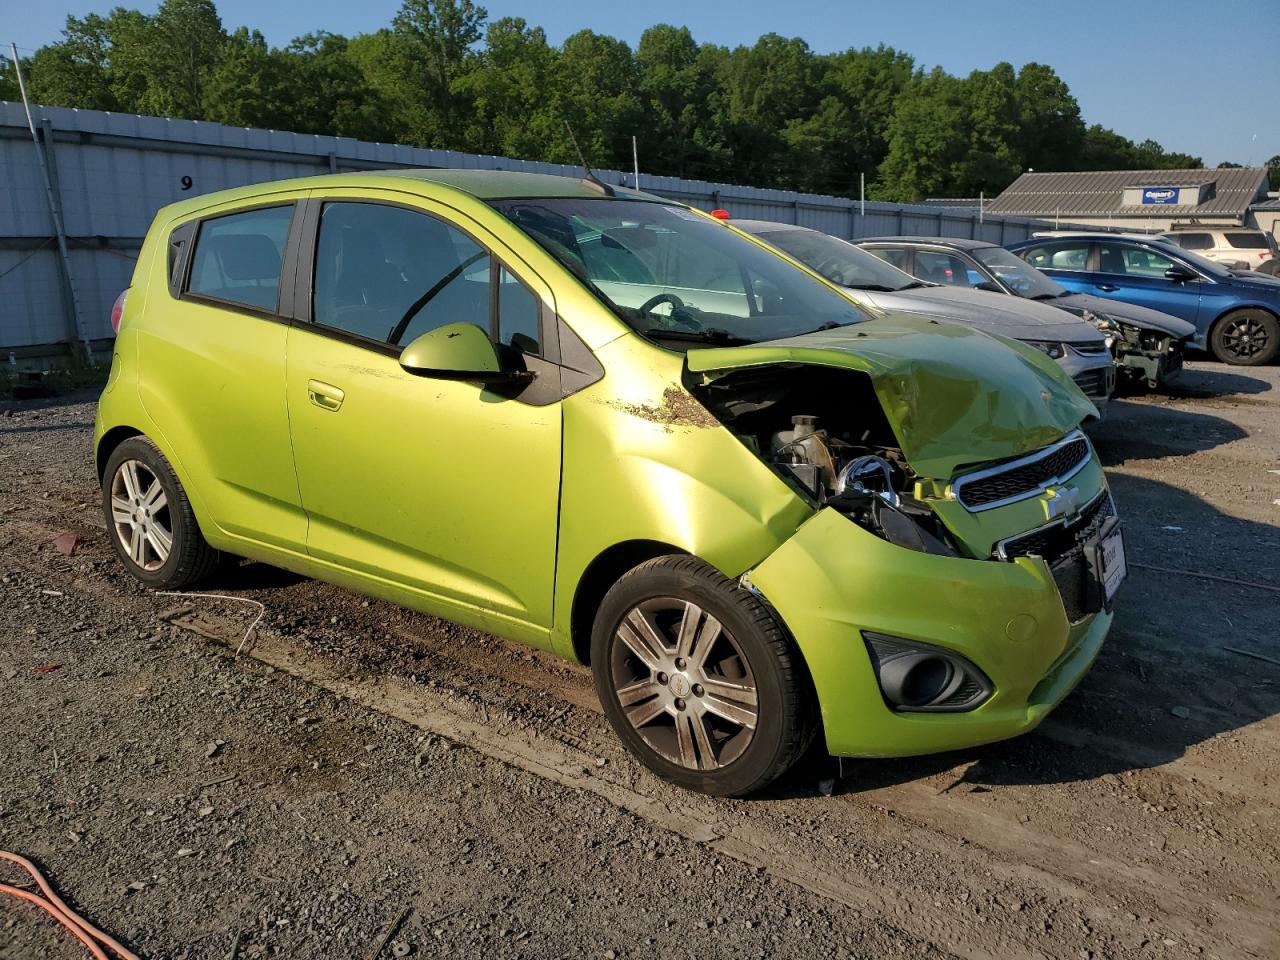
9, 0, 1280, 169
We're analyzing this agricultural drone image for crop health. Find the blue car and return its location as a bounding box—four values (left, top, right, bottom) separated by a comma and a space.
1007, 233, 1280, 366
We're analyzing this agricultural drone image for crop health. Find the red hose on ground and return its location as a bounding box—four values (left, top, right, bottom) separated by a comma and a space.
0, 851, 140, 960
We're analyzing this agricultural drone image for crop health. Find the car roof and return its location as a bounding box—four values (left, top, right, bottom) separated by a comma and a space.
351, 168, 665, 201
158, 168, 666, 223
856, 236, 994, 251
730, 219, 817, 234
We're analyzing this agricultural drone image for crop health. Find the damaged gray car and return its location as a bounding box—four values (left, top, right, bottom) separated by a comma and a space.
855, 236, 1195, 390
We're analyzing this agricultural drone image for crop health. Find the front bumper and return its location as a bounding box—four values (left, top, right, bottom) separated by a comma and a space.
1055, 348, 1115, 407
749, 508, 1111, 758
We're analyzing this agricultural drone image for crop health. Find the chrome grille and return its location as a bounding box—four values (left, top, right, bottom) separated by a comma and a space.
953, 432, 1092, 511
997, 490, 1114, 562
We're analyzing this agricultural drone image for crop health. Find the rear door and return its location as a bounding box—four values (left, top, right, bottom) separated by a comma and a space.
283, 189, 565, 633
137, 196, 308, 551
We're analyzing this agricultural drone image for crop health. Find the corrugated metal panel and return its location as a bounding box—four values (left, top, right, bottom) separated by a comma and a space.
988, 167, 1269, 217
1, 100, 1099, 352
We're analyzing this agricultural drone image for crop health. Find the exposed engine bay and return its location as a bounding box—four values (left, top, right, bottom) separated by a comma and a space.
691, 365, 959, 556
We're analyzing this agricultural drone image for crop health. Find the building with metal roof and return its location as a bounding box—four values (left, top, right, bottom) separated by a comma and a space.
986, 168, 1273, 234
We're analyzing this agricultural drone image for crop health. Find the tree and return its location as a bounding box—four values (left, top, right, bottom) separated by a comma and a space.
1012, 63, 1084, 172
554, 30, 643, 169
13, 2, 1211, 198
203, 28, 293, 129
284, 33, 398, 142
0, 52, 22, 102
635, 25, 720, 179
352, 0, 487, 148
455, 17, 558, 157
1267, 155, 1280, 189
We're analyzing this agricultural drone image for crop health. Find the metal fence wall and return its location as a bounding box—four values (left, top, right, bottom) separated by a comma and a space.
1, 101, 1100, 356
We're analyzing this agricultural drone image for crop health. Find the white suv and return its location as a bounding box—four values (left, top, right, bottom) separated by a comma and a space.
1159, 227, 1279, 275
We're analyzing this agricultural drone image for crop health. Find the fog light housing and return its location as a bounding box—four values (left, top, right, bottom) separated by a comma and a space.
863, 633, 993, 712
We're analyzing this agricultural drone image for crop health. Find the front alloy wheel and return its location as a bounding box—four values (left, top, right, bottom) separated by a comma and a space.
1211, 309, 1279, 366
611, 598, 759, 771
591, 556, 815, 796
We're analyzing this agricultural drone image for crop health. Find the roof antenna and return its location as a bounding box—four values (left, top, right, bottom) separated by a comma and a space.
563, 119, 615, 197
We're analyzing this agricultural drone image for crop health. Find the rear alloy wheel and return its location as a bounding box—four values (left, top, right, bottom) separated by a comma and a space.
591, 556, 815, 796
102, 437, 220, 589
1211, 309, 1279, 366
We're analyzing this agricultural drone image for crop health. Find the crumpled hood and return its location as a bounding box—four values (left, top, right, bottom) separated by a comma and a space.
1054, 292, 1196, 338
860, 285, 1106, 344
686, 313, 1097, 479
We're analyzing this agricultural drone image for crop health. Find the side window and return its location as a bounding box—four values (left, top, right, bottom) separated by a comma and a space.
1022, 244, 1088, 272
916, 251, 977, 286
498, 268, 541, 354
313, 202, 490, 346
187, 205, 294, 311
1180, 233, 1214, 251
866, 247, 908, 270
1117, 245, 1174, 278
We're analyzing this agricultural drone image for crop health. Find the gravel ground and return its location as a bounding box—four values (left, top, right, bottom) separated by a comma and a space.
1, 361, 1278, 960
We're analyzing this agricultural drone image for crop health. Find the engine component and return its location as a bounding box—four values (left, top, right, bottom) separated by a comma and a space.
770, 415, 837, 492
834, 455, 899, 507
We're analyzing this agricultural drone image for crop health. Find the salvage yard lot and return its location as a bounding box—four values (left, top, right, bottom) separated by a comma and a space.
2, 362, 1278, 960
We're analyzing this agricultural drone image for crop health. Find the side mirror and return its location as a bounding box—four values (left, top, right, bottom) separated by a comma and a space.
398, 322, 534, 384
1164, 265, 1197, 283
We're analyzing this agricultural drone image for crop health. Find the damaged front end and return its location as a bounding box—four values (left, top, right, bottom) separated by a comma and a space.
1063, 303, 1194, 390
683, 319, 1119, 756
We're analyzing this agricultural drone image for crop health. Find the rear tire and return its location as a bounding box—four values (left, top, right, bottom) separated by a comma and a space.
590, 555, 816, 796
102, 437, 220, 589
1210, 309, 1279, 366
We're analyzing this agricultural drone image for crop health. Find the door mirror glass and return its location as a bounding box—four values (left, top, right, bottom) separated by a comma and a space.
398, 322, 531, 384
1164, 265, 1197, 283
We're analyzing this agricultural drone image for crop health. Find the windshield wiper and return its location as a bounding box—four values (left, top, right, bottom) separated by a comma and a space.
638, 326, 755, 346
802, 319, 861, 336
1030, 292, 1065, 300
847, 283, 900, 292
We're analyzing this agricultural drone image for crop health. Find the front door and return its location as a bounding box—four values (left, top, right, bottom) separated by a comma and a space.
1090, 241, 1203, 326
284, 193, 563, 635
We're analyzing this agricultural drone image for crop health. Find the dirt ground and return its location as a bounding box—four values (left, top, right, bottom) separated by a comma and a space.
1, 361, 1278, 960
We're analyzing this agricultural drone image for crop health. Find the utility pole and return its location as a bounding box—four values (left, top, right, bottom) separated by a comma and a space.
10, 43, 90, 362
860, 172, 866, 217
633, 136, 640, 191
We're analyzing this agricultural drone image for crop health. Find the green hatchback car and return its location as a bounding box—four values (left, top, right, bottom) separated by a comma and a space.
96, 170, 1125, 795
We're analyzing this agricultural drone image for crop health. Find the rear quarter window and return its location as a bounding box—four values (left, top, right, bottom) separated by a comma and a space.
1020, 244, 1088, 271
1177, 233, 1214, 251
186, 205, 294, 312
1225, 232, 1269, 249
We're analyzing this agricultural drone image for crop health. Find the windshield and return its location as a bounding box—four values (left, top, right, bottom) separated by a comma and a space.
487, 199, 867, 346
754, 228, 921, 293
971, 246, 1067, 300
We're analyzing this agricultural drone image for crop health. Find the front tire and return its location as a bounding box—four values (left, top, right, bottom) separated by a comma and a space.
590, 556, 815, 796
1210, 309, 1279, 366
102, 437, 220, 589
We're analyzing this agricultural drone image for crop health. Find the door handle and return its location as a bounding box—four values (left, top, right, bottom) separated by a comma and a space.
307, 379, 344, 412
1096, 283, 1119, 292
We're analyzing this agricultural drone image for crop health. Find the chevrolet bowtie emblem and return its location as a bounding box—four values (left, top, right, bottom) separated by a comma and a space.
1046, 485, 1081, 519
